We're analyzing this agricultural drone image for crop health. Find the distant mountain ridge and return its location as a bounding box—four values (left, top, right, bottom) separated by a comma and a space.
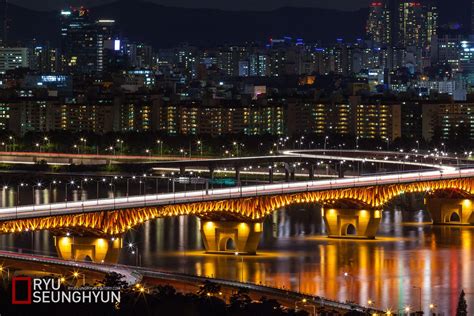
2, 0, 369, 48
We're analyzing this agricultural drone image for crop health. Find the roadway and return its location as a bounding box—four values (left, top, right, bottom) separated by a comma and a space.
0, 250, 141, 285
1, 165, 473, 221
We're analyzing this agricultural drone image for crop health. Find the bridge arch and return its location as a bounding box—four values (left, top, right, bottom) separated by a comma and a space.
446, 212, 461, 223
341, 223, 357, 236
218, 237, 236, 252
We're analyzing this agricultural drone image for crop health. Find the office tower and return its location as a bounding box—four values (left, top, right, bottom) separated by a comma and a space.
366, 2, 391, 46
96, 19, 116, 72
60, 7, 117, 74
60, 8, 96, 74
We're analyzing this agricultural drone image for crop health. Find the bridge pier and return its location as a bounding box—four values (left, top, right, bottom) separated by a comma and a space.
200, 220, 263, 255
322, 207, 382, 239
54, 235, 123, 263
426, 198, 474, 225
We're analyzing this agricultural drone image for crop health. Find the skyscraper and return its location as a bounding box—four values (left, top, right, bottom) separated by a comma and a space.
60, 7, 116, 74
366, 0, 437, 49
366, 2, 391, 46
397, 2, 437, 48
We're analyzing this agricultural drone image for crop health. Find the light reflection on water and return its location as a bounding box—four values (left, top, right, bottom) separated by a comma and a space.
0, 196, 473, 314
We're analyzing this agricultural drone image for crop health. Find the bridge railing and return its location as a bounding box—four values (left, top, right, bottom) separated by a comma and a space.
1, 167, 474, 221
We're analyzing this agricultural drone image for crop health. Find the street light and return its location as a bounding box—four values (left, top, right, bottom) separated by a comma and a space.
9, 135, 15, 152
65, 180, 76, 206
80, 137, 87, 153
32, 182, 42, 206
233, 141, 240, 157
72, 271, 85, 286
404, 306, 410, 314
128, 242, 140, 266
126, 177, 136, 201
0, 266, 10, 279
197, 140, 203, 156
156, 140, 163, 156
116, 139, 124, 154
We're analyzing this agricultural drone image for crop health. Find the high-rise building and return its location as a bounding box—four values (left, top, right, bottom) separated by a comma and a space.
60, 8, 96, 74
60, 7, 117, 74
366, 2, 391, 46
366, 1, 437, 49
0, 47, 29, 74
397, 2, 437, 48
96, 19, 116, 73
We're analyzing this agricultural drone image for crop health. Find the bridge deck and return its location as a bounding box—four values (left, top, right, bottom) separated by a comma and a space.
0, 168, 473, 221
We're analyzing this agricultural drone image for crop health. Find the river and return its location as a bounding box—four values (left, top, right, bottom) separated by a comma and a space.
0, 183, 472, 314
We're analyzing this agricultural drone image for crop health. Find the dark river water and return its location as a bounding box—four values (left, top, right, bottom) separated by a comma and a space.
0, 184, 472, 314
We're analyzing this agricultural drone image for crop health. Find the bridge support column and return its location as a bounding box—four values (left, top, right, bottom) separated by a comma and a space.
426, 198, 474, 225
54, 235, 123, 263
200, 221, 263, 255
322, 207, 382, 239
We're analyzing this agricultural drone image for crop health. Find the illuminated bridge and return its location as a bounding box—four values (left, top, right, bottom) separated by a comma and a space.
0, 151, 473, 260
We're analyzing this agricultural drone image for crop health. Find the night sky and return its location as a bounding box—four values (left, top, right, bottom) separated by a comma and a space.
9, 0, 369, 11
6, 0, 471, 25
